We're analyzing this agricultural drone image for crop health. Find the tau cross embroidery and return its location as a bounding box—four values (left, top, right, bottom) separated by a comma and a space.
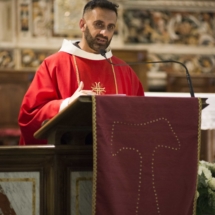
91, 82, 106, 95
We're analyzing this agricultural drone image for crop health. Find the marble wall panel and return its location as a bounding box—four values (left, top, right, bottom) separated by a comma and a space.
0, 172, 40, 215
53, 0, 87, 37
18, 0, 32, 38
20, 3, 30, 32
32, 0, 53, 37
0, 0, 14, 42
70, 171, 93, 215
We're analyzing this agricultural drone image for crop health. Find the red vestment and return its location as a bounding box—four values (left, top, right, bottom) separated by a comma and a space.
18, 40, 144, 145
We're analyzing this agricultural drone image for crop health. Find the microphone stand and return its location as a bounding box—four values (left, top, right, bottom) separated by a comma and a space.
100, 50, 195, 98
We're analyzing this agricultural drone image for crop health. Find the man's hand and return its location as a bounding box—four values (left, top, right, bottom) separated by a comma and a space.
68, 81, 96, 104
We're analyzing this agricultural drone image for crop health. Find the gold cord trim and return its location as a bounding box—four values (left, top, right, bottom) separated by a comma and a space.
110, 58, 118, 94
192, 98, 202, 215
72, 55, 80, 86
92, 95, 97, 215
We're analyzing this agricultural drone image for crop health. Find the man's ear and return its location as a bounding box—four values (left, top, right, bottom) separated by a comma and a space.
79, 19, 86, 32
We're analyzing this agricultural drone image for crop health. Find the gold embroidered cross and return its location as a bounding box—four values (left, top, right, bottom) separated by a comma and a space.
91, 82, 106, 95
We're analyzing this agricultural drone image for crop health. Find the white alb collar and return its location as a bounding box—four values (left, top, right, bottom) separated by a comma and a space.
59, 39, 112, 60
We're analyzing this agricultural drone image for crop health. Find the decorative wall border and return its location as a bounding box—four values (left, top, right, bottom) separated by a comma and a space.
121, 1, 215, 44
111, 1, 215, 49
121, 1, 215, 11
0, 49, 15, 69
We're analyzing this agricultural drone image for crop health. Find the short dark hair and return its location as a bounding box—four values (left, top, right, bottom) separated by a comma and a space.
83, 0, 119, 17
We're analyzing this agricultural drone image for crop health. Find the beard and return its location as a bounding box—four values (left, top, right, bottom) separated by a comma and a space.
84, 26, 112, 53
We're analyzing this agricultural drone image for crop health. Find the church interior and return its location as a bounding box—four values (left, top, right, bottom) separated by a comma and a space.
0, 0, 214, 214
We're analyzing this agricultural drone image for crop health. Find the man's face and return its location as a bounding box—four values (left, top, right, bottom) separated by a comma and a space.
84, 25, 112, 52
81, 7, 117, 53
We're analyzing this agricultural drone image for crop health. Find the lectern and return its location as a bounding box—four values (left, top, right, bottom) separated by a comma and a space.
34, 96, 93, 145
0, 96, 206, 215
34, 95, 207, 145
34, 95, 203, 215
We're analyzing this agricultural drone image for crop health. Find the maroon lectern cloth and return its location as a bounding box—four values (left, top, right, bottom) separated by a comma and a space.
92, 96, 201, 215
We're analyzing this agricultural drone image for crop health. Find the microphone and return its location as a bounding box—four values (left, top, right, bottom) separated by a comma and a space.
100, 49, 195, 97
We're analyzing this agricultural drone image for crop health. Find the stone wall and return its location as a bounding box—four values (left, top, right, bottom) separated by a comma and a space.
0, 0, 214, 89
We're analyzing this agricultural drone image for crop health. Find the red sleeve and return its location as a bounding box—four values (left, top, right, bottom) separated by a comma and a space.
18, 60, 64, 145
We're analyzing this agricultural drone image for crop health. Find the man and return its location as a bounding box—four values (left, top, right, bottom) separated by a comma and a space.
18, 0, 144, 145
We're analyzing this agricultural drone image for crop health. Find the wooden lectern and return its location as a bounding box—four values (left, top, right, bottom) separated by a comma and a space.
34, 96, 93, 145
34, 95, 208, 145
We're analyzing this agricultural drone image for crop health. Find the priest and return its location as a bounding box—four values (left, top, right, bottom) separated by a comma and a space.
18, 0, 144, 145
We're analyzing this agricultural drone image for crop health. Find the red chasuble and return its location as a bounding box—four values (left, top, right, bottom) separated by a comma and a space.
18, 40, 144, 145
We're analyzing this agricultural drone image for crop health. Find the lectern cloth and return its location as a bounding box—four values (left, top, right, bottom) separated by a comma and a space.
18, 40, 143, 145
92, 96, 201, 215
